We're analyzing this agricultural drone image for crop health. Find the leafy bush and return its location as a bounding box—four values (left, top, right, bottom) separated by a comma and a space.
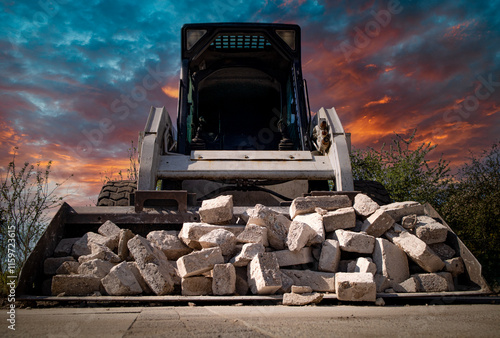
440, 142, 500, 290
351, 129, 451, 207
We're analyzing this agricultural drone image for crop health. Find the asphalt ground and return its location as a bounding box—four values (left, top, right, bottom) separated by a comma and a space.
3, 304, 500, 337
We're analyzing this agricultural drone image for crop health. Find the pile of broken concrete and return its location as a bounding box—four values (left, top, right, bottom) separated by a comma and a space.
45, 194, 465, 305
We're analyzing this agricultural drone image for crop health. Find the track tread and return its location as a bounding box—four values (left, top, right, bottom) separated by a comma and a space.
97, 180, 137, 206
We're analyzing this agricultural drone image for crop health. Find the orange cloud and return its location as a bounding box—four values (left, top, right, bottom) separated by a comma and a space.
444, 20, 475, 40
363, 95, 391, 108
162, 85, 178, 98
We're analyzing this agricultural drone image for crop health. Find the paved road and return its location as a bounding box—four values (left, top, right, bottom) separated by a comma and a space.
4, 304, 500, 337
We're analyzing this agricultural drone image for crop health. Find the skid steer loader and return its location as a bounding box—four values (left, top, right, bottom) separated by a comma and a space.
17, 23, 490, 302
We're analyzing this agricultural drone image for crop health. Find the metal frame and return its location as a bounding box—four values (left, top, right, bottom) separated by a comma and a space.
138, 106, 354, 191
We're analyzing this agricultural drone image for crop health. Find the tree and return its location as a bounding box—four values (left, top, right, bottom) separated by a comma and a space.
0, 148, 69, 295
351, 129, 451, 207
440, 142, 500, 289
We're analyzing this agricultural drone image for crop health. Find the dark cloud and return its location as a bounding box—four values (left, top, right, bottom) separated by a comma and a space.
0, 0, 498, 204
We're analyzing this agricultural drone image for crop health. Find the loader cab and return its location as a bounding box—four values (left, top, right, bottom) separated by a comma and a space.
177, 23, 311, 154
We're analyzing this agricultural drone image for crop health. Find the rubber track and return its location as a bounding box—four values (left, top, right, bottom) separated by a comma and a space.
97, 180, 137, 206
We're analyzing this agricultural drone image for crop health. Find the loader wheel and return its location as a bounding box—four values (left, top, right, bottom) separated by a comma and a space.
354, 180, 392, 205
97, 180, 137, 206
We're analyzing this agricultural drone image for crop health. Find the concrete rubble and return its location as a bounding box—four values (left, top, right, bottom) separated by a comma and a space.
45, 194, 473, 303
247, 252, 282, 295
147, 230, 192, 260
293, 213, 324, 244
323, 207, 356, 232
199, 195, 234, 224
318, 239, 341, 273
336, 272, 376, 302
290, 195, 351, 219
101, 262, 143, 296
386, 225, 445, 272
198, 229, 237, 256
212, 263, 236, 295
231, 243, 265, 267
283, 292, 323, 306
246, 204, 291, 250
286, 220, 318, 251
353, 194, 379, 217
78, 259, 114, 278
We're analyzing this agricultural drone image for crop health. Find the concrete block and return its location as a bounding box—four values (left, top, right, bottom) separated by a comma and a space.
87, 243, 121, 263
44, 256, 76, 275
127, 235, 162, 266
392, 276, 419, 293
353, 194, 379, 217
236, 224, 269, 246
246, 204, 291, 250
212, 263, 236, 295
199, 195, 234, 225
318, 239, 341, 273
127, 235, 176, 295
117, 229, 135, 261
335, 272, 376, 302
444, 257, 465, 277
167, 260, 182, 286
53, 238, 79, 257
72, 232, 115, 256
414, 216, 449, 244
291, 285, 313, 294
386, 225, 445, 273
98, 220, 121, 248
429, 243, 456, 260
361, 209, 395, 237
231, 243, 265, 267
247, 252, 282, 295
323, 207, 356, 232
335, 229, 375, 254
147, 230, 192, 260
283, 292, 323, 306
401, 214, 417, 230
181, 276, 213, 296
274, 247, 314, 267
379, 201, 425, 222
286, 220, 318, 251
349, 257, 377, 275
138, 261, 175, 295
290, 195, 351, 219
78, 259, 114, 278
374, 274, 391, 293
198, 229, 237, 256
281, 269, 335, 292
372, 238, 409, 283
127, 262, 152, 294
55, 261, 80, 275
101, 261, 142, 296
414, 272, 454, 292
293, 213, 324, 244
278, 270, 295, 294
178, 223, 244, 249
176, 247, 224, 278
51, 275, 101, 296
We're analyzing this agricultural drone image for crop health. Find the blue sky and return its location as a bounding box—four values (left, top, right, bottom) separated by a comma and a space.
1, 0, 499, 204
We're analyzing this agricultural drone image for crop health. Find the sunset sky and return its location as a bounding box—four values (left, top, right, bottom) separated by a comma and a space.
1, 0, 499, 206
